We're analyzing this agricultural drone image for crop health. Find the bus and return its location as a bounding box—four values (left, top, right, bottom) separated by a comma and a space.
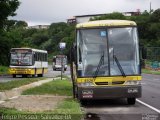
52, 55, 67, 71
9, 48, 48, 78
70, 20, 143, 105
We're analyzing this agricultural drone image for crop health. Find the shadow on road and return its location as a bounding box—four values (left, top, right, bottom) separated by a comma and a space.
81, 99, 128, 108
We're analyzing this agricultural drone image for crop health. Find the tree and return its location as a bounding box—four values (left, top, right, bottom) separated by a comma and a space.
90, 12, 126, 21
16, 21, 28, 27
0, 0, 20, 65
150, 9, 160, 22
0, 0, 20, 30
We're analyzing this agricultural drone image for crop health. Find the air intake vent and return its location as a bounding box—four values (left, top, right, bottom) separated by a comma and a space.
112, 81, 125, 85
95, 82, 108, 85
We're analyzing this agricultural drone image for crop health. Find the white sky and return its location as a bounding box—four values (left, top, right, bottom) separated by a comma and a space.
11, 0, 160, 26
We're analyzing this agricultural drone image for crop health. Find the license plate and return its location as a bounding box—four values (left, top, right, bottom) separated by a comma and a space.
82, 90, 93, 98
82, 94, 93, 98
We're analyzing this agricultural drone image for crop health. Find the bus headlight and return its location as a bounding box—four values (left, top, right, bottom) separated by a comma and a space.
78, 82, 94, 87
27, 69, 32, 73
124, 81, 141, 85
10, 68, 15, 71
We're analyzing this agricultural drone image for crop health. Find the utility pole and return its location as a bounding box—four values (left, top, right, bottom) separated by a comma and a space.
149, 1, 152, 14
59, 42, 66, 80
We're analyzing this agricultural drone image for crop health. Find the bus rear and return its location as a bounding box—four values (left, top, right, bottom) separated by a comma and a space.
70, 20, 142, 105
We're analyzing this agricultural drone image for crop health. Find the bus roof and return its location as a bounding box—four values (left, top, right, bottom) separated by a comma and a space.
11, 48, 47, 53
76, 20, 137, 28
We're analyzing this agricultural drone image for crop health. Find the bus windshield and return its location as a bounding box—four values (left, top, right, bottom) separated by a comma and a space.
77, 27, 140, 77
10, 52, 32, 66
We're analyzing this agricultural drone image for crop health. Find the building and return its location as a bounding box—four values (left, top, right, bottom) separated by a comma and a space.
67, 11, 141, 24
67, 14, 105, 24
26, 25, 50, 29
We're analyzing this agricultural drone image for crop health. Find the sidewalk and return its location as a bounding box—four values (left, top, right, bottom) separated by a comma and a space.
0, 78, 53, 101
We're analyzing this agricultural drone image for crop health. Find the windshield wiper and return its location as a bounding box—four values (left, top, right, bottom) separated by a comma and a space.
93, 52, 104, 80
113, 55, 126, 77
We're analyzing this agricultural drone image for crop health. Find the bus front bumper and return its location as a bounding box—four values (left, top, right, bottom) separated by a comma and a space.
78, 85, 141, 100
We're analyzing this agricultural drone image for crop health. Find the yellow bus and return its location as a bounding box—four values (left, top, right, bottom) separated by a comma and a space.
70, 20, 142, 105
9, 48, 48, 78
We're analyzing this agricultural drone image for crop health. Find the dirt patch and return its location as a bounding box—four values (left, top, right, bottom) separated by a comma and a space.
0, 95, 69, 112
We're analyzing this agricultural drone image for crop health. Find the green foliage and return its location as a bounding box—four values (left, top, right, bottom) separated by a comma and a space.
150, 9, 160, 22
90, 12, 126, 20
0, 78, 46, 91
0, 0, 20, 29
0, 66, 9, 74
142, 69, 160, 75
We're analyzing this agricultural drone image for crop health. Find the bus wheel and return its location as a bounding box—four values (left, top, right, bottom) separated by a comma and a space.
32, 75, 35, 77
38, 74, 43, 77
22, 75, 27, 78
13, 74, 16, 78
80, 100, 87, 106
127, 98, 136, 105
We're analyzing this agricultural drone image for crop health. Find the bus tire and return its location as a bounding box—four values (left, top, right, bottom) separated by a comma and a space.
80, 100, 87, 106
38, 74, 43, 77
127, 98, 136, 105
22, 74, 27, 78
13, 74, 16, 78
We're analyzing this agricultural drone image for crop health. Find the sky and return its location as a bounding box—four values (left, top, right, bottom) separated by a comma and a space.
11, 0, 160, 26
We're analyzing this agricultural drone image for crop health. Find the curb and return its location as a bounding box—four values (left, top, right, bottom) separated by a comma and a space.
0, 74, 10, 77
0, 78, 53, 101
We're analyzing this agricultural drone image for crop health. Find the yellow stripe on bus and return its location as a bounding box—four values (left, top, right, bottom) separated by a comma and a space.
77, 76, 142, 83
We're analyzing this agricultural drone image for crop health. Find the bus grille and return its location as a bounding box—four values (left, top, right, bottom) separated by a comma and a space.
95, 81, 125, 85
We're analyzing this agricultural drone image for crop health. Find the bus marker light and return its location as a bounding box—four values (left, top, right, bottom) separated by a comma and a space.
128, 88, 138, 93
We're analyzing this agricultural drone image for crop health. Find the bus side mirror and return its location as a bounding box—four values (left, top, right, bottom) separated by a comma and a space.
142, 47, 147, 59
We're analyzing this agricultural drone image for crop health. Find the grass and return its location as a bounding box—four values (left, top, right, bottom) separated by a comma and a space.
0, 98, 83, 120
54, 98, 83, 119
0, 66, 9, 75
22, 79, 72, 96
56, 74, 70, 80
142, 69, 160, 75
0, 78, 46, 91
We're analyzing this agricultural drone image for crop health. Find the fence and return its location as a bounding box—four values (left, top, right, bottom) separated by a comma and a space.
145, 47, 160, 71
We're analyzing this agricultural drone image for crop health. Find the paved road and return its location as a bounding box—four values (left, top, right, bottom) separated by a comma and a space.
44, 65, 70, 78
139, 74, 160, 110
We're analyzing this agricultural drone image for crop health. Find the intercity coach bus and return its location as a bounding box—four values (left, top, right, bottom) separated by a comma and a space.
70, 20, 142, 105
9, 48, 48, 78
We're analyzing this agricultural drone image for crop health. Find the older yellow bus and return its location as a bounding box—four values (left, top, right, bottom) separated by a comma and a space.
70, 20, 142, 105
9, 48, 48, 78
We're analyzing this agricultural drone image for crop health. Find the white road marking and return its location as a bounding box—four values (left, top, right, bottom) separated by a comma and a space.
137, 99, 160, 113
